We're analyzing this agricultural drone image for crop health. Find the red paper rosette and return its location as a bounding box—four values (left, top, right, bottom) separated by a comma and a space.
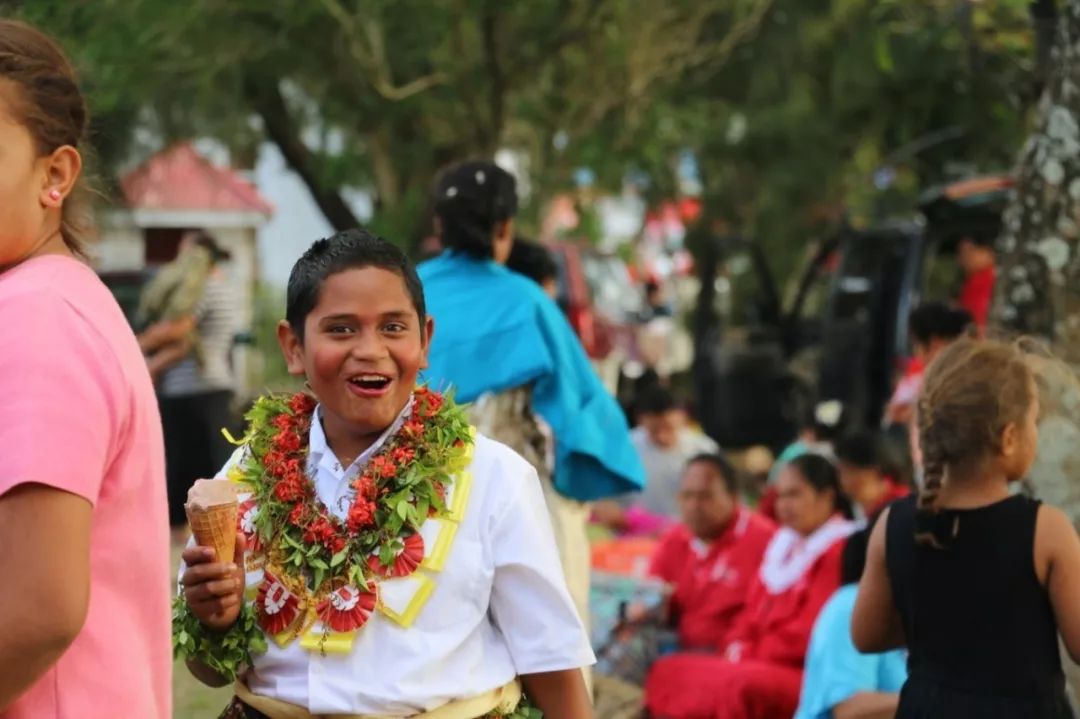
366, 533, 425, 578
237, 499, 263, 554
256, 572, 302, 636
316, 582, 378, 632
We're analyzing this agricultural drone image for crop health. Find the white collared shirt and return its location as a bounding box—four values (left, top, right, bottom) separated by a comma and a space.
199, 404, 594, 715
306, 402, 411, 519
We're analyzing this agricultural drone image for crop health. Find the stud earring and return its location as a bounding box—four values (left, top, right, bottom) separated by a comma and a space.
48, 189, 62, 202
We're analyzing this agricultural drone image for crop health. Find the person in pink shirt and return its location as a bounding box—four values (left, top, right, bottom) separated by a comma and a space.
0, 20, 170, 718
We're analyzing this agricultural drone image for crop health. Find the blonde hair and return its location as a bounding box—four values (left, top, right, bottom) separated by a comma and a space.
916, 337, 1035, 547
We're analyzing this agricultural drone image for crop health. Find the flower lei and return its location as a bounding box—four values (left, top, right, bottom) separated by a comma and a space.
236, 387, 472, 643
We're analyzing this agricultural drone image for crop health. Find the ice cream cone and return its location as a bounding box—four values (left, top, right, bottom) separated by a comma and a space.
186, 479, 239, 563
187, 502, 238, 563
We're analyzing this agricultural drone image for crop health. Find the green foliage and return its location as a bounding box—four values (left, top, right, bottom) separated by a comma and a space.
172, 596, 267, 683
11, 0, 1036, 284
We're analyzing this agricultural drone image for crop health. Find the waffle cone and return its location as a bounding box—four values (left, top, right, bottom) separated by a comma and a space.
186, 501, 238, 563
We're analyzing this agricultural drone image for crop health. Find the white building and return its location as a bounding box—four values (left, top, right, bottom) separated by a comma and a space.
94, 142, 273, 395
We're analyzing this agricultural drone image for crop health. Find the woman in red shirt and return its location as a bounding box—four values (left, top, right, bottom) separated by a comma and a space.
645, 454, 854, 719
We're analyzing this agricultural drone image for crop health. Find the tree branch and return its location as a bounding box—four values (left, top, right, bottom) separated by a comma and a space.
244, 76, 361, 232
318, 0, 446, 101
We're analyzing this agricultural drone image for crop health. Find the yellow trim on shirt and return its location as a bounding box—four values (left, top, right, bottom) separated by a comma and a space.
299, 626, 356, 654
378, 574, 437, 628
420, 521, 459, 572
447, 472, 473, 523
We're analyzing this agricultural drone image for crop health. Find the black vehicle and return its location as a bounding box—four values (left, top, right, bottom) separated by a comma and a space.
694, 175, 1012, 451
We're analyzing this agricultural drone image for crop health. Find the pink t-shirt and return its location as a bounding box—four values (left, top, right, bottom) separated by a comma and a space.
0, 256, 170, 718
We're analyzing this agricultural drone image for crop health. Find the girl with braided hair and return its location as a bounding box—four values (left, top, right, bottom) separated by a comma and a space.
852, 338, 1080, 718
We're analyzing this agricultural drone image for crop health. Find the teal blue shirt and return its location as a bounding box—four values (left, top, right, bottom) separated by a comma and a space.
418, 252, 645, 502
794, 585, 907, 719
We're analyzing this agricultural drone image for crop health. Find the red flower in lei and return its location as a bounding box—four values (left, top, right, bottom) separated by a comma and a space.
403, 419, 425, 439
289, 392, 317, 415
274, 430, 302, 454
415, 392, 443, 419
369, 455, 397, 479
346, 497, 377, 534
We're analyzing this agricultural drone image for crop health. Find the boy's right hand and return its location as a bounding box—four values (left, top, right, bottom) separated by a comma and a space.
181, 532, 246, 631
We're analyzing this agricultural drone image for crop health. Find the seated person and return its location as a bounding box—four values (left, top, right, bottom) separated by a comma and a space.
794, 514, 906, 719
759, 399, 846, 521
594, 387, 718, 535
834, 432, 910, 522
645, 454, 855, 719
597, 454, 773, 686
649, 454, 776, 649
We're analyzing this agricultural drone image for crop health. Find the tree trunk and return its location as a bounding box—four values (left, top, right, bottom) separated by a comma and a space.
993, 0, 1080, 698
994, 0, 1080, 508
244, 76, 362, 232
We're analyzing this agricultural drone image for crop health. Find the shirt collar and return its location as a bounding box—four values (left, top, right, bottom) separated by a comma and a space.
308, 397, 413, 475
688, 506, 748, 558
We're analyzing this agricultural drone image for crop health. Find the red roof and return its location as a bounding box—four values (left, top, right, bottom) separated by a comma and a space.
121, 143, 273, 215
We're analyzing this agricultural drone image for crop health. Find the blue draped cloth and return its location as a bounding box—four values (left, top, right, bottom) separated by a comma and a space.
418, 252, 645, 501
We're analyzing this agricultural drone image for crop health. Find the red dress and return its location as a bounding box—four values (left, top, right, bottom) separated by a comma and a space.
645, 517, 854, 719
649, 509, 776, 650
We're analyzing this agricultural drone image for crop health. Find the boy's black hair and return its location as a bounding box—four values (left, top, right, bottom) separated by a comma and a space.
506, 237, 558, 286
834, 431, 881, 470
909, 302, 972, 346
286, 228, 425, 342
434, 160, 519, 260
636, 386, 678, 416
686, 453, 739, 496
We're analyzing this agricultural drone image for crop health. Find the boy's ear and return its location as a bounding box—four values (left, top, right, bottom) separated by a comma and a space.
277, 320, 306, 376
419, 316, 435, 370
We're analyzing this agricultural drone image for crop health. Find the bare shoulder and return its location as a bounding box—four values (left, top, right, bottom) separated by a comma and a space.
868, 505, 891, 554
1035, 503, 1079, 580
1036, 502, 1075, 534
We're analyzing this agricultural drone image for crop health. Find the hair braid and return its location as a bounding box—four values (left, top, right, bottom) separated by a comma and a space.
915, 392, 948, 548
912, 338, 1036, 549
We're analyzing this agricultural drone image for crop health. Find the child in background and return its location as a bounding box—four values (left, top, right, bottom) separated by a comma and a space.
593, 387, 719, 536
883, 302, 972, 428
854, 338, 1080, 718
834, 431, 910, 522
758, 399, 846, 521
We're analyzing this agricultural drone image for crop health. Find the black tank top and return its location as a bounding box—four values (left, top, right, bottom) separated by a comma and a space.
886, 494, 1070, 716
